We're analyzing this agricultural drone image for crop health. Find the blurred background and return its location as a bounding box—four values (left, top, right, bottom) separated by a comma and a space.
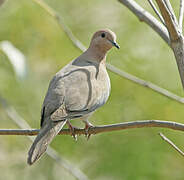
0, 0, 184, 179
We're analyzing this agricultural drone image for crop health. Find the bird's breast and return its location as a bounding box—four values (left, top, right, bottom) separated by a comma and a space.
63, 64, 111, 112
90, 65, 111, 110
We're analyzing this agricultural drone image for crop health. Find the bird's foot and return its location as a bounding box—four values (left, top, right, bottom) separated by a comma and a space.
84, 122, 94, 140
67, 121, 78, 141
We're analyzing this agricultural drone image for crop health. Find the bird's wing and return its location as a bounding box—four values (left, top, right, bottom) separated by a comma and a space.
40, 74, 66, 127
62, 60, 103, 113
41, 59, 109, 126
40, 61, 95, 125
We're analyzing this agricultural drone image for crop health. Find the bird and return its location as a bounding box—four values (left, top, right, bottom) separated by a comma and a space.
27, 29, 120, 165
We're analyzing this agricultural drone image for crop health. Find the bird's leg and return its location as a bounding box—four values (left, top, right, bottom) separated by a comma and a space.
66, 120, 78, 141
83, 120, 94, 140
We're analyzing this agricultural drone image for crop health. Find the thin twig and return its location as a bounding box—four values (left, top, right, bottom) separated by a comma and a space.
32, 0, 184, 104
118, 0, 184, 91
1, 120, 184, 135
179, 0, 184, 32
155, 0, 180, 41
107, 64, 184, 104
118, 0, 170, 45
0, 95, 89, 180
147, 0, 165, 26
155, 0, 184, 90
159, 132, 184, 157
163, 0, 178, 25
32, 0, 86, 52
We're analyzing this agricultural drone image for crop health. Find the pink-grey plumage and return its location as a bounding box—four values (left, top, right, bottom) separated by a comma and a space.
27, 29, 119, 165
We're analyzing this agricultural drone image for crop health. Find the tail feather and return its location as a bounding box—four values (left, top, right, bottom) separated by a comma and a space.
27, 120, 67, 165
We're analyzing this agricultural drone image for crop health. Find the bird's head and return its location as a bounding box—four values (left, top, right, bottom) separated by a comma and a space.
89, 29, 120, 52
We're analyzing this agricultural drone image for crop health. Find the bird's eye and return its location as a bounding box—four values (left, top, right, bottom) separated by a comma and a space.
101, 33, 105, 38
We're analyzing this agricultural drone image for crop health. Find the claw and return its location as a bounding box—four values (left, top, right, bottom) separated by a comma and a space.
84, 121, 94, 140
67, 121, 78, 141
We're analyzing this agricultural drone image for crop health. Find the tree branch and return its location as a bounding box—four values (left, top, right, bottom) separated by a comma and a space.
107, 64, 184, 104
118, 0, 170, 45
147, 0, 165, 26
179, 0, 184, 32
154, 0, 184, 90
159, 132, 184, 157
31, 0, 184, 104
118, 0, 184, 90
163, 0, 178, 25
155, 0, 180, 41
0, 95, 89, 180
1, 120, 184, 136
32, 0, 86, 52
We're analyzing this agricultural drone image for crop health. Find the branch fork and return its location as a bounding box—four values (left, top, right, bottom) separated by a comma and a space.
119, 0, 184, 89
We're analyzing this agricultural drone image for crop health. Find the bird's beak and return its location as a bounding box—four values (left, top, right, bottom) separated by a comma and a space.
112, 42, 120, 49
109, 40, 120, 49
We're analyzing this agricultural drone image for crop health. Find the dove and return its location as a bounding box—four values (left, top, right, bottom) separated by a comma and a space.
27, 29, 120, 165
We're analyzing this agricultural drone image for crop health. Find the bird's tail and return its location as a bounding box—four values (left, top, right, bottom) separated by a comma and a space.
27, 119, 67, 165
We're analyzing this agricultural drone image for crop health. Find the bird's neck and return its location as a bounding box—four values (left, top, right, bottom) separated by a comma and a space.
84, 46, 107, 64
